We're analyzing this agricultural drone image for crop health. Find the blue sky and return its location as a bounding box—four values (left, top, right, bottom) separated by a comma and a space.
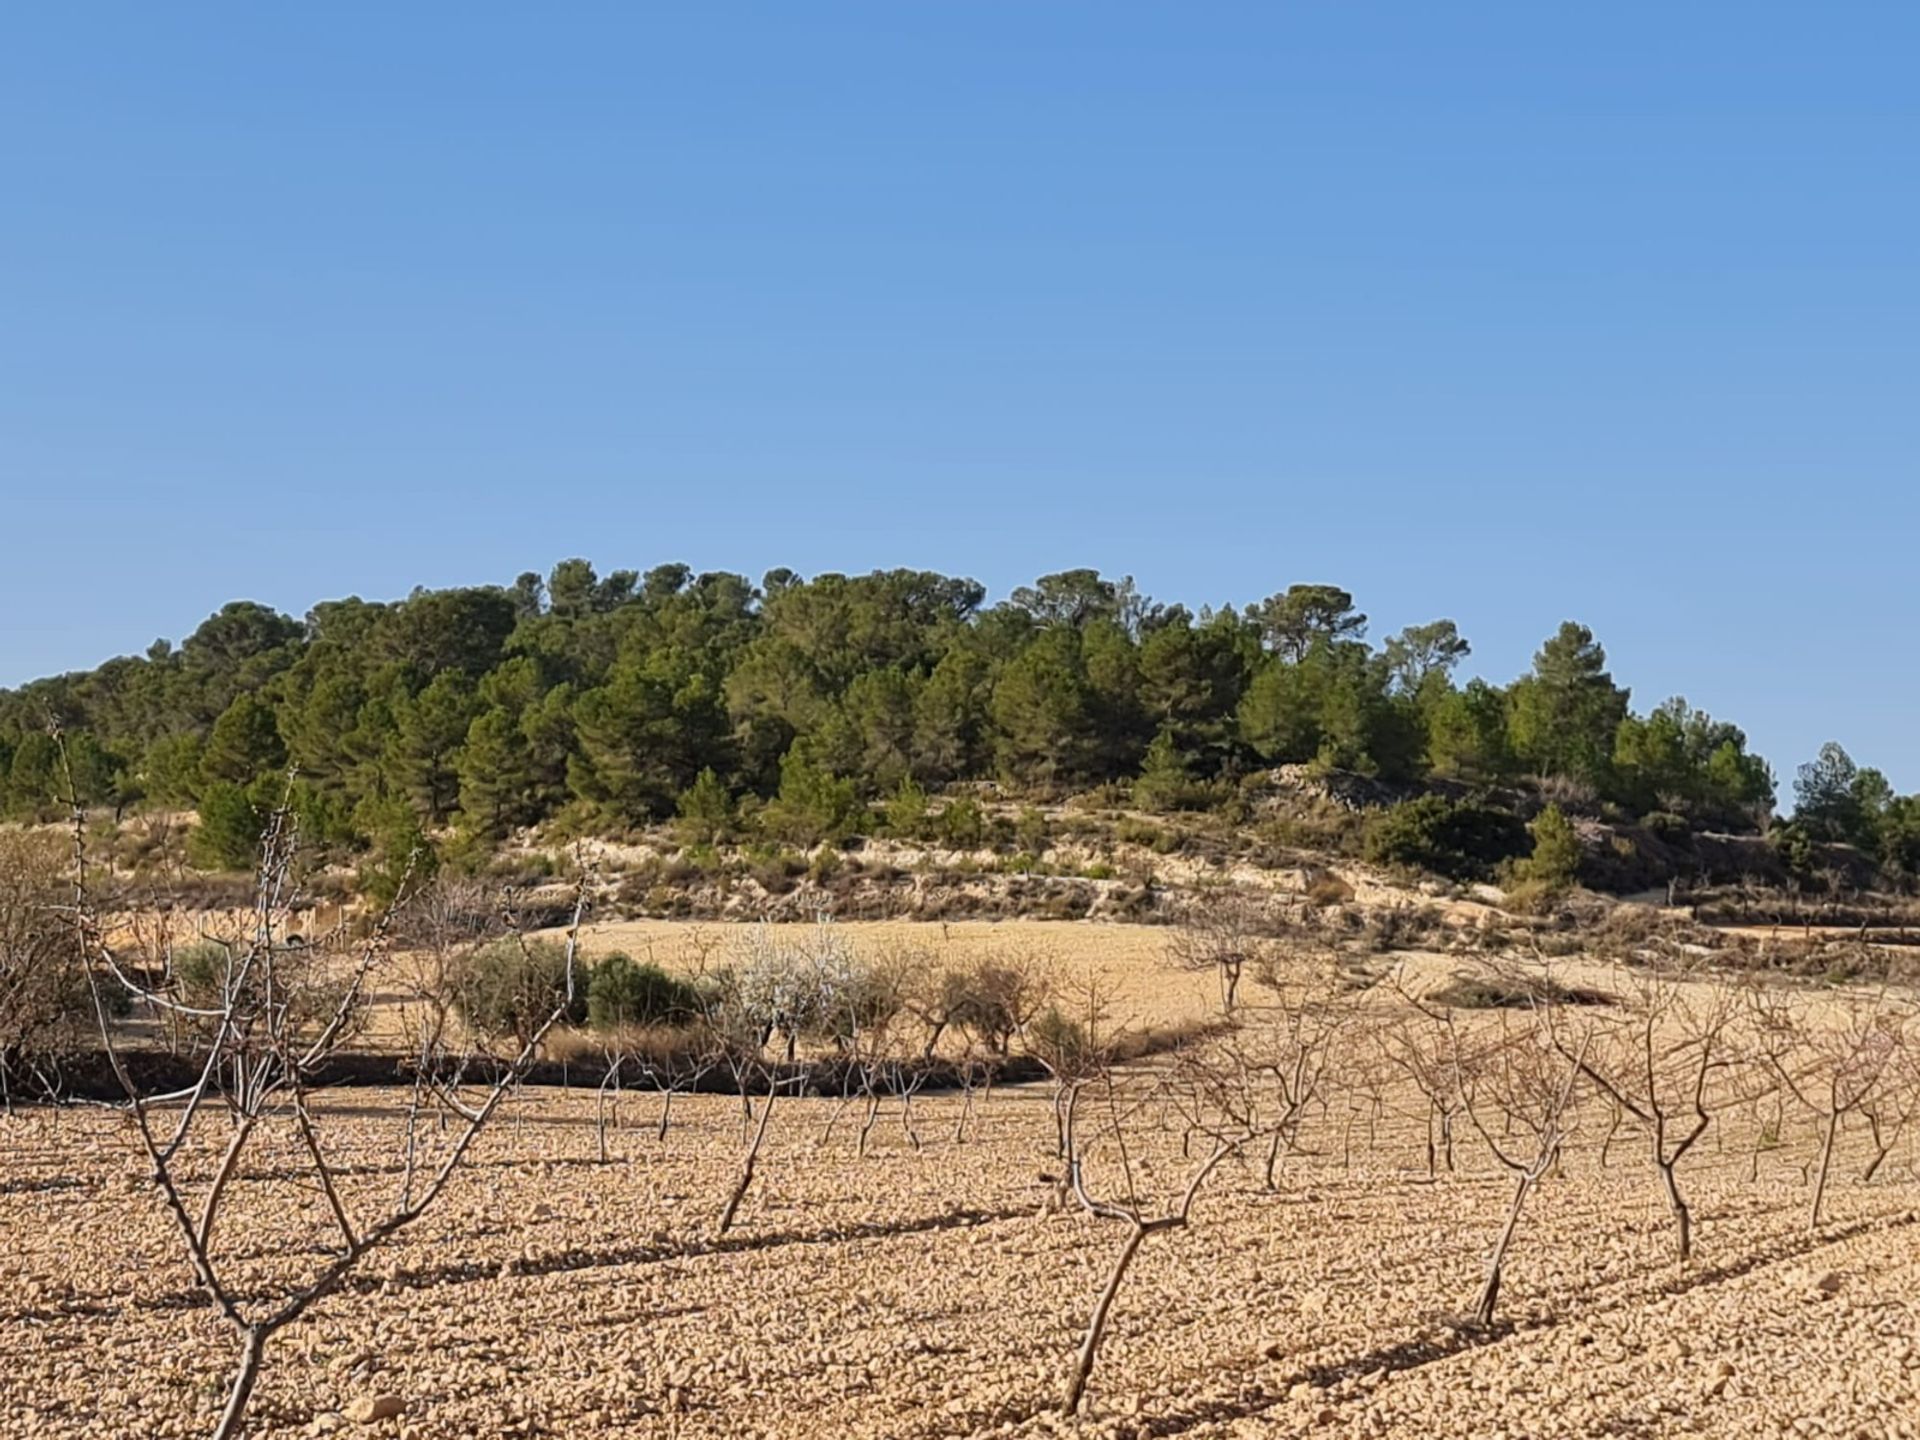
2, 5, 1915, 789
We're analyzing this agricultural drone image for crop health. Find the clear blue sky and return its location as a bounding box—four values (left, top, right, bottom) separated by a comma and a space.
3, 5, 1915, 790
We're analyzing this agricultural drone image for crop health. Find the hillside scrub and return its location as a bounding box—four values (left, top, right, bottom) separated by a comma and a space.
1, 567, 1817, 887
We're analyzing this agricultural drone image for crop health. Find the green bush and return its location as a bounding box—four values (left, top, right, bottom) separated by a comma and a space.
881, 777, 932, 840
939, 796, 986, 848
1643, 810, 1692, 843
675, 767, 736, 846
760, 745, 867, 845
1363, 795, 1529, 881
188, 783, 266, 871
586, 953, 705, 1030
743, 845, 804, 895
1015, 805, 1050, 855
354, 797, 440, 905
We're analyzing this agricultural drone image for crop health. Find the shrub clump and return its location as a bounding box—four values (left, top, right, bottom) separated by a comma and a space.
1428, 971, 1615, 1010
585, 953, 706, 1031
1364, 795, 1529, 881
455, 938, 589, 1046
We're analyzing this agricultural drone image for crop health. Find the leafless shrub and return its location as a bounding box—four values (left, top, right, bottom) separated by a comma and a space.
1427, 970, 1615, 1012
1358, 901, 1446, 954
0, 828, 93, 1105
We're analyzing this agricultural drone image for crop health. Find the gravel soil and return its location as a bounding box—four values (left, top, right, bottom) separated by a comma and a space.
2, 1079, 1915, 1439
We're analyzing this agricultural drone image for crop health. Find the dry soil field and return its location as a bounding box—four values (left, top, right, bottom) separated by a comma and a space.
4, 1030, 1917, 1440
8, 914, 1920, 1438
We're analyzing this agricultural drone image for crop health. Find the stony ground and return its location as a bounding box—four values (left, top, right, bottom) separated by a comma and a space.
3, 1068, 1916, 1440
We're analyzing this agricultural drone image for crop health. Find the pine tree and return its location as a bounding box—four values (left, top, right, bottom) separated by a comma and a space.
676, 767, 735, 846
1522, 805, 1582, 891
1132, 730, 1194, 812
200, 694, 286, 787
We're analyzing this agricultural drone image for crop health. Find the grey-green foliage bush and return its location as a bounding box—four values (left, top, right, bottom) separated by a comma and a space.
170, 937, 341, 1043
455, 937, 588, 1045
1026, 1003, 1097, 1078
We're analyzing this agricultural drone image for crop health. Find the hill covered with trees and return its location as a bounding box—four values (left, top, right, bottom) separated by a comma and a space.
1, 561, 1912, 888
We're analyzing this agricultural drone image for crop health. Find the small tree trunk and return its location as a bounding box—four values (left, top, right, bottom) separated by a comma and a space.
1861, 1114, 1891, 1183
900, 1087, 922, 1152
595, 1059, 620, 1164
819, 1092, 856, 1149
1657, 1160, 1692, 1262
1062, 1224, 1148, 1415
716, 1081, 777, 1237
1263, 1127, 1284, 1191
210, 1323, 269, 1440
1808, 1112, 1838, 1230
1476, 1172, 1534, 1327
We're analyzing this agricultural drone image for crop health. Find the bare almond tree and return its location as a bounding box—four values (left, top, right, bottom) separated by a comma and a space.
1549, 971, 1739, 1261
639, 1027, 724, 1143
1858, 1036, 1920, 1183
1056, 1066, 1253, 1414
714, 1053, 786, 1237
1749, 986, 1908, 1228
67, 772, 590, 1440
1168, 887, 1283, 1014
0, 827, 89, 1109
1452, 1006, 1589, 1327
1376, 1007, 1468, 1179
1235, 984, 1342, 1190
